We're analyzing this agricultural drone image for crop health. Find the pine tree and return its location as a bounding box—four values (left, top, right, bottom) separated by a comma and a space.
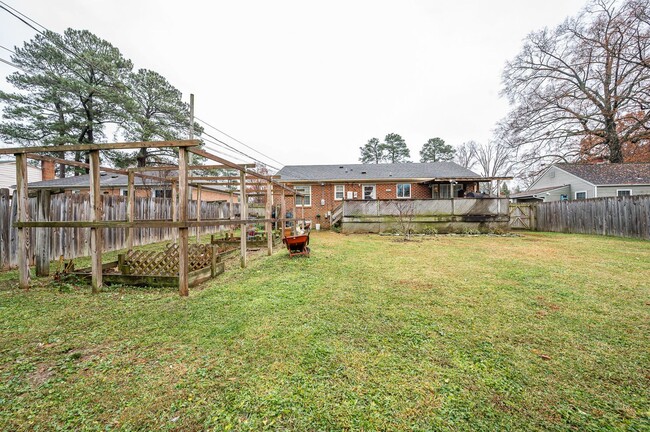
359, 137, 385, 163
383, 133, 410, 163
420, 137, 455, 162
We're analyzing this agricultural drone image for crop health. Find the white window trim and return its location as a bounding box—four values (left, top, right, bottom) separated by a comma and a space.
363, 184, 376, 200
575, 191, 587, 199
334, 184, 345, 201
120, 188, 128, 196
617, 189, 632, 197
295, 185, 312, 207
396, 183, 411, 199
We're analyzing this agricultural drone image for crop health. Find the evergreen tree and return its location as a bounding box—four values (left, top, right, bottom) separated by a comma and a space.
359, 137, 385, 163
420, 137, 455, 162
0, 29, 133, 172
383, 133, 410, 163
120, 69, 202, 167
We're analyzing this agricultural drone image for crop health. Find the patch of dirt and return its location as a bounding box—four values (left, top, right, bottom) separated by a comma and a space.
491, 394, 515, 413
28, 363, 54, 387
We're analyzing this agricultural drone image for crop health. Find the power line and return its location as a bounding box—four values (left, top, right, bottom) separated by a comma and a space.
0, 57, 22, 70
195, 116, 286, 168
0, 1, 307, 182
0, 44, 15, 54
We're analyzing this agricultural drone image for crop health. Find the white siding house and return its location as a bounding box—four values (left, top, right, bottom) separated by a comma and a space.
0, 160, 42, 190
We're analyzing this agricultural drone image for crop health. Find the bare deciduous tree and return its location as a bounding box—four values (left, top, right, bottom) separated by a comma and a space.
391, 200, 416, 241
501, 0, 650, 165
455, 141, 477, 169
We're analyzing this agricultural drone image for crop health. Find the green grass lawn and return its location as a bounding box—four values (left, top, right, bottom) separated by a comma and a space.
0, 231, 648, 431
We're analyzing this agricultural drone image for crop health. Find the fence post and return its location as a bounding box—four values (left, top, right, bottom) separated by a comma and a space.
0, 188, 10, 270
35, 189, 51, 276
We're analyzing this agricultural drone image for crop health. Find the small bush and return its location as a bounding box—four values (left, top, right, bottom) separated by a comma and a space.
422, 227, 438, 236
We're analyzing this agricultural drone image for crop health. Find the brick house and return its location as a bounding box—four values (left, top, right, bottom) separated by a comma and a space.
276, 162, 492, 229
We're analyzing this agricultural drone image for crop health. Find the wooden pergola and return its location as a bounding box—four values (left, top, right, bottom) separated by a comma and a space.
1, 140, 303, 296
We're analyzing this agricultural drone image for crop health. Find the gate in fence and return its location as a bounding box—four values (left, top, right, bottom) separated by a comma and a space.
509, 204, 535, 230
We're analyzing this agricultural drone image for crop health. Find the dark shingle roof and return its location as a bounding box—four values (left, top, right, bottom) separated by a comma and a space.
25, 173, 230, 193
26, 173, 166, 189
556, 163, 650, 185
510, 185, 569, 199
277, 162, 481, 182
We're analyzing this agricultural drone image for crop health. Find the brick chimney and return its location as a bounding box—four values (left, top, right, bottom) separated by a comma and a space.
41, 160, 56, 181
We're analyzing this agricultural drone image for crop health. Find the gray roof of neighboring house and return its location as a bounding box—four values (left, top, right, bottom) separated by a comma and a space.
556, 163, 650, 185
26, 173, 166, 189
25, 173, 231, 193
510, 185, 569, 199
276, 162, 482, 182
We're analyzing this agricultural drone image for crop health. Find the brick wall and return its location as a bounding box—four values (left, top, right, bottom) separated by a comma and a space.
281, 182, 434, 228
41, 160, 56, 181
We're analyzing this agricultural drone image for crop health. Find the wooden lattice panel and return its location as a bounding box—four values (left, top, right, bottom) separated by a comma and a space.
123, 243, 213, 276
188, 244, 213, 272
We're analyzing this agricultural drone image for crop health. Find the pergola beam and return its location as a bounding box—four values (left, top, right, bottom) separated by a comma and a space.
0, 139, 200, 155
128, 163, 255, 172
27, 154, 172, 183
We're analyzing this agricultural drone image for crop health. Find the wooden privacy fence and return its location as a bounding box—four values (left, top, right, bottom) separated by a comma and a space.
0, 189, 240, 269
534, 195, 650, 240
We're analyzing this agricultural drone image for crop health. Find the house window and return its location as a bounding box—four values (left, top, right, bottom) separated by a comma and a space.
120, 189, 128, 197
575, 191, 587, 200
334, 185, 345, 201
617, 189, 632, 197
439, 184, 451, 199
295, 185, 311, 207
396, 183, 411, 198
154, 189, 172, 198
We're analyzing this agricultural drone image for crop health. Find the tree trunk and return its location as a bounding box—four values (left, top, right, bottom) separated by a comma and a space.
606, 118, 624, 163
137, 147, 148, 167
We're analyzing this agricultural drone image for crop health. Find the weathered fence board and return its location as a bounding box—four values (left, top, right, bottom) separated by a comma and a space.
0, 189, 240, 268
534, 195, 650, 240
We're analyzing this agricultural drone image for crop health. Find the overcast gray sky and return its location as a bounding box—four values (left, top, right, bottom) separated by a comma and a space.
0, 0, 587, 167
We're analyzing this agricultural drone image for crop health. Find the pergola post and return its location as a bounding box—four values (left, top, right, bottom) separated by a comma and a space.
171, 180, 178, 243
89, 150, 103, 293
266, 181, 273, 255
35, 189, 51, 277
292, 193, 296, 235
15, 153, 29, 290
196, 185, 202, 243
229, 191, 234, 234
178, 148, 189, 296
280, 189, 286, 236
126, 170, 135, 250
240, 170, 247, 268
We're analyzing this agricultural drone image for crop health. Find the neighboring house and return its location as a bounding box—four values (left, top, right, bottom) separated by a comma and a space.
0, 159, 50, 190
276, 162, 504, 228
25, 172, 238, 202
511, 163, 650, 203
